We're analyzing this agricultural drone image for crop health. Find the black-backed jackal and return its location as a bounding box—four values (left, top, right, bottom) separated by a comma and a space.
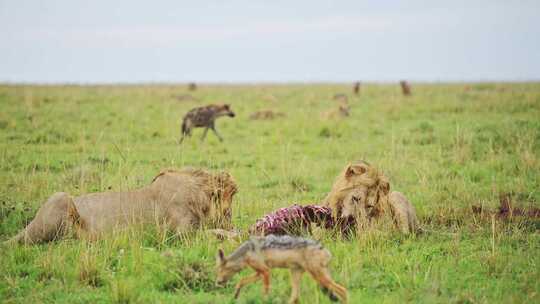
216, 235, 348, 303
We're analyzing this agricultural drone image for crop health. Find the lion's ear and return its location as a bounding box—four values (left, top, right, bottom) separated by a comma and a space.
345, 164, 354, 178
345, 164, 367, 178
379, 178, 390, 195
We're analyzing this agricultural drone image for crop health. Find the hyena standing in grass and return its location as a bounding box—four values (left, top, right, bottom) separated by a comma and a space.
179, 104, 235, 143
216, 235, 348, 304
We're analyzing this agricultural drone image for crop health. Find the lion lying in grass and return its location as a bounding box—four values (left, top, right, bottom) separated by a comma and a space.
324, 161, 419, 234
9, 168, 238, 244
248, 161, 418, 237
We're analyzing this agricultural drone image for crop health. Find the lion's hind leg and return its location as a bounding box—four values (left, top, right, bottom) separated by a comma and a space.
9, 192, 82, 244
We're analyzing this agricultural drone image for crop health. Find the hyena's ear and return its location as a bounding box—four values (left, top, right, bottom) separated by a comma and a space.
345, 163, 367, 178
217, 248, 226, 264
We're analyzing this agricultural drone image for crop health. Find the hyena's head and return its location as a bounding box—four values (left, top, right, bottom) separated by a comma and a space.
216, 104, 235, 118
215, 248, 244, 285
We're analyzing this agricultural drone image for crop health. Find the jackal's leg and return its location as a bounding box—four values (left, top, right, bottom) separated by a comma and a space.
308, 269, 348, 303
234, 273, 261, 299
288, 269, 304, 304
210, 125, 224, 142
9, 192, 81, 244
246, 259, 271, 295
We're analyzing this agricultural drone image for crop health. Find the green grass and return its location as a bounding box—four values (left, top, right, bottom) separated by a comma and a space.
0, 83, 539, 303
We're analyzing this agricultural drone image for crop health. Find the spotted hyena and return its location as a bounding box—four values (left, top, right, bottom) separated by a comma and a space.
180, 104, 235, 143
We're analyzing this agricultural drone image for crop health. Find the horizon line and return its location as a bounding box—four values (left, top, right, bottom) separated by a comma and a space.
1, 79, 540, 86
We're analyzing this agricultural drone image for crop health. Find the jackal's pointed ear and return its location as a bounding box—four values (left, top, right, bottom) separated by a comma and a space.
217, 248, 225, 264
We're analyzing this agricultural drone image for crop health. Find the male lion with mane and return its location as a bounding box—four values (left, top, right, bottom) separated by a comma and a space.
8, 168, 238, 244
324, 161, 419, 234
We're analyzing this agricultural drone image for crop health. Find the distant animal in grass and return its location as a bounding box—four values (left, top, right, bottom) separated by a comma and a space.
188, 82, 197, 91
400, 80, 412, 96
262, 94, 279, 103
322, 104, 350, 119
180, 104, 235, 143
353, 82, 360, 95
332, 93, 348, 103
249, 110, 285, 120
216, 234, 348, 304
173, 94, 199, 102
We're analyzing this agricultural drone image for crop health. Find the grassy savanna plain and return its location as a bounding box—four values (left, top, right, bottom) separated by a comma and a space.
0, 83, 539, 303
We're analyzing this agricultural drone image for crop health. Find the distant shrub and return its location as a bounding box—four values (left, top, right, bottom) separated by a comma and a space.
319, 127, 331, 138
319, 127, 340, 138
416, 121, 434, 133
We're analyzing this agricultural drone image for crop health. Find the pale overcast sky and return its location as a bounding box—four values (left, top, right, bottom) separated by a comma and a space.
1, 0, 539, 83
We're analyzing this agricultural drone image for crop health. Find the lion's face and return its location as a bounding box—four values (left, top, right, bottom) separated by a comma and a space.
341, 187, 369, 219
210, 172, 238, 228
326, 162, 371, 211
328, 161, 391, 220
340, 173, 391, 220
151, 168, 238, 229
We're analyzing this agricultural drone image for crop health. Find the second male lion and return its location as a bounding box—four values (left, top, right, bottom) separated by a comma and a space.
9, 168, 238, 244
324, 161, 419, 234
341, 186, 418, 234
323, 161, 377, 219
